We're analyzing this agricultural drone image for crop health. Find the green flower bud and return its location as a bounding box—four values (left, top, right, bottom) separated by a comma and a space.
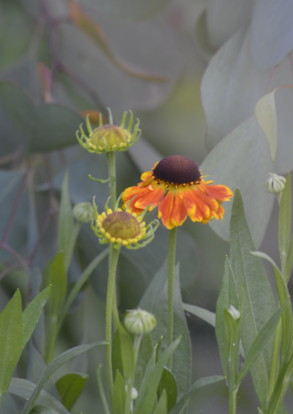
73, 202, 94, 223
266, 173, 286, 195
124, 309, 157, 335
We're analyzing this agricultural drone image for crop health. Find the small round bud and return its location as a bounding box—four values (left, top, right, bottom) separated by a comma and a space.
227, 305, 241, 321
124, 309, 157, 335
73, 202, 94, 223
266, 173, 286, 195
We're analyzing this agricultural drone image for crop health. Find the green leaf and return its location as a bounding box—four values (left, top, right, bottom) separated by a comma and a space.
169, 375, 225, 414
22, 286, 51, 348
0, 82, 83, 153
22, 342, 104, 414
56, 373, 88, 410
44, 252, 67, 317
230, 190, 276, 405
278, 174, 291, 277
58, 172, 80, 271
153, 390, 168, 414
112, 371, 126, 414
139, 261, 191, 395
134, 338, 180, 414
8, 378, 70, 414
183, 303, 215, 327
237, 305, 286, 385
112, 324, 135, 381
0, 290, 23, 404
157, 368, 177, 412
216, 256, 239, 378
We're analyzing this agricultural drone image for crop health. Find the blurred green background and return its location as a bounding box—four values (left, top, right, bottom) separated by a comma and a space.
1, 0, 293, 412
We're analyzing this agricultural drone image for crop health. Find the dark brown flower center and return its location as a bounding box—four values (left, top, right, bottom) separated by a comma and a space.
152, 155, 201, 185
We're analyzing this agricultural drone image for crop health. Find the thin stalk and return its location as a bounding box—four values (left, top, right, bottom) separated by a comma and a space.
125, 334, 142, 414
105, 245, 121, 397
229, 388, 238, 414
106, 152, 117, 209
97, 365, 111, 414
167, 228, 177, 363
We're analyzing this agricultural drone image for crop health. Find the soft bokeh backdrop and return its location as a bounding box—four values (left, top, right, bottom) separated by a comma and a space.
1, 0, 293, 412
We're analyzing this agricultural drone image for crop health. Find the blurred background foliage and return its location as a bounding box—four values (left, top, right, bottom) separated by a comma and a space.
0, 0, 293, 412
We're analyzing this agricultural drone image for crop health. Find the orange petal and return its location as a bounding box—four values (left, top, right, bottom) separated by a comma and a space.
158, 191, 175, 229
169, 191, 188, 228
183, 189, 211, 222
134, 186, 165, 210
204, 184, 233, 201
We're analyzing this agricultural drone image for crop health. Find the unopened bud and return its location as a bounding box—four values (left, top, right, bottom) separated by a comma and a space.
73, 202, 94, 223
124, 309, 156, 335
227, 305, 240, 321
266, 173, 286, 195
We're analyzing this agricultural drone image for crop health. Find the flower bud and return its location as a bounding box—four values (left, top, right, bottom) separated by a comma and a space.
266, 173, 286, 195
73, 202, 94, 223
227, 305, 240, 321
124, 309, 157, 335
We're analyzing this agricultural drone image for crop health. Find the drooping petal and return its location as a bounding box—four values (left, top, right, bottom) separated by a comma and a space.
158, 191, 175, 229
169, 190, 188, 228
134, 186, 165, 210
204, 183, 233, 201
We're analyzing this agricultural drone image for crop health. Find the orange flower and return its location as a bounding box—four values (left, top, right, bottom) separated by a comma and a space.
122, 155, 233, 230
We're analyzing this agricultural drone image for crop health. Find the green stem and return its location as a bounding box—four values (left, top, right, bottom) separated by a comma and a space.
167, 228, 177, 354
106, 152, 117, 209
228, 388, 238, 414
125, 334, 142, 414
105, 245, 121, 397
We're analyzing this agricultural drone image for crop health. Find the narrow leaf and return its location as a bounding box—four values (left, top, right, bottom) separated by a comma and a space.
139, 261, 191, 395
230, 190, 276, 405
157, 368, 177, 412
134, 338, 180, 414
237, 305, 285, 385
8, 378, 70, 414
169, 376, 225, 414
22, 286, 51, 348
278, 174, 291, 277
112, 324, 135, 381
255, 89, 278, 160
58, 172, 80, 270
44, 252, 67, 317
216, 256, 239, 378
153, 390, 168, 414
112, 371, 126, 414
183, 303, 215, 327
0, 290, 23, 403
56, 373, 88, 410
22, 342, 104, 414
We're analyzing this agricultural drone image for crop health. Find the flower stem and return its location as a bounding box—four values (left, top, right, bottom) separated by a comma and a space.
106, 152, 117, 209
229, 387, 238, 414
167, 228, 177, 356
105, 244, 121, 397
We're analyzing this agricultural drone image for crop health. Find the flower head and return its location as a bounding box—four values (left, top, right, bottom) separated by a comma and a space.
122, 155, 233, 230
76, 108, 141, 153
92, 204, 158, 249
